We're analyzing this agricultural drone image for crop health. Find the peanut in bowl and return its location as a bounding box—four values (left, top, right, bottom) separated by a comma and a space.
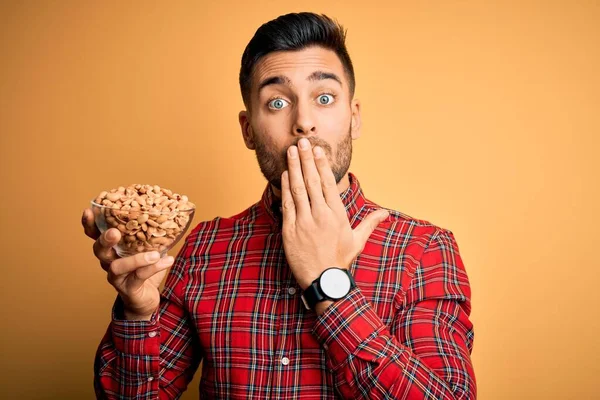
90, 184, 196, 258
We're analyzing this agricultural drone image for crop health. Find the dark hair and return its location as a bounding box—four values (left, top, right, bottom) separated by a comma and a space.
239, 12, 355, 108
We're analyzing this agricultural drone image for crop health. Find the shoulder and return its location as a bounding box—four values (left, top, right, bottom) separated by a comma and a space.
361, 201, 470, 302
361, 198, 454, 246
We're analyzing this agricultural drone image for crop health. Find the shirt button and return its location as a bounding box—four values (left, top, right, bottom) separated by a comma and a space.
281, 357, 290, 366
147, 376, 154, 382
148, 331, 158, 338
287, 287, 297, 295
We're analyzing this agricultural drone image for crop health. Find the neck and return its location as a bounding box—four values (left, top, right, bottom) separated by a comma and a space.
271, 172, 350, 199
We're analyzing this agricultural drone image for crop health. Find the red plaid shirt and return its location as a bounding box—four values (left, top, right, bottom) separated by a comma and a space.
94, 172, 476, 399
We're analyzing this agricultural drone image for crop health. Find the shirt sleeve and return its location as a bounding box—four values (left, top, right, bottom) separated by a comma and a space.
312, 228, 476, 399
93, 243, 201, 399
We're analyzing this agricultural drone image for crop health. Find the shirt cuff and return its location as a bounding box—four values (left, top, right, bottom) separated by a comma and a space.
110, 295, 161, 355
312, 287, 386, 370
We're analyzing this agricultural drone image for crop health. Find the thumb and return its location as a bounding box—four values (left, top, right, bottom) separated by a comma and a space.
353, 209, 389, 247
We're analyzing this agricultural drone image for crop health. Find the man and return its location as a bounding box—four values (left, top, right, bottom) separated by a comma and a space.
82, 12, 476, 399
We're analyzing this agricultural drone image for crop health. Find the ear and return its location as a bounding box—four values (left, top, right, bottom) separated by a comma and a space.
350, 98, 362, 140
239, 110, 255, 150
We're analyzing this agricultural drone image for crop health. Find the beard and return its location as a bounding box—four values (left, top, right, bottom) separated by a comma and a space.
253, 124, 353, 191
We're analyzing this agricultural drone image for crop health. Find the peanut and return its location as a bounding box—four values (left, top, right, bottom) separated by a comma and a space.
106, 193, 121, 202
137, 213, 149, 224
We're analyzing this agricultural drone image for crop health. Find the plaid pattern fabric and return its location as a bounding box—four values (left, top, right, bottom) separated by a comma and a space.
94, 172, 476, 399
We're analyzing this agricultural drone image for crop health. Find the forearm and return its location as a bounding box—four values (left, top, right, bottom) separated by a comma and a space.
313, 289, 475, 400
94, 295, 199, 399
94, 301, 162, 399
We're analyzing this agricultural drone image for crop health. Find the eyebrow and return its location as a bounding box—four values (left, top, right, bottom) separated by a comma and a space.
257, 70, 343, 93
307, 71, 343, 86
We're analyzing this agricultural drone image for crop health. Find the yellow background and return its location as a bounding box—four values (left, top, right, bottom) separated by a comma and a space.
1, 1, 598, 399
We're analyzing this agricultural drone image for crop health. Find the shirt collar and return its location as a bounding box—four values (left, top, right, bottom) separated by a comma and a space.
259, 172, 366, 227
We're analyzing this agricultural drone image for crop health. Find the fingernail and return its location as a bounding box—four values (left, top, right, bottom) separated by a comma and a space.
145, 251, 160, 263
159, 256, 174, 267
106, 229, 117, 240
299, 138, 309, 149
288, 146, 298, 158
313, 146, 323, 158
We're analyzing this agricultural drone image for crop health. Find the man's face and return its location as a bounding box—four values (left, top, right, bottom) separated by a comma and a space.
239, 46, 361, 191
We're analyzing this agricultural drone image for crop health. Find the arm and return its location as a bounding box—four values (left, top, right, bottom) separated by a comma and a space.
94, 246, 202, 399
312, 229, 476, 399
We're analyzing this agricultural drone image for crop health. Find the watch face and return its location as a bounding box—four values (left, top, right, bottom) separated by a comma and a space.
320, 268, 351, 299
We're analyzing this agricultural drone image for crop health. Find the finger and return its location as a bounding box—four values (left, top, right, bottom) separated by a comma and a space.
82, 208, 101, 240
93, 228, 121, 269
353, 209, 390, 251
286, 145, 311, 217
313, 146, 346, 217
109, 254, 174, 290
131, 255, 174, 281
297, 138, 326, 210
108, 251, 162, 277
280, 170, 296, 226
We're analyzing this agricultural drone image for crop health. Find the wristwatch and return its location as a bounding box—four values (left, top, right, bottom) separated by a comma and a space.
301, 267, 356, 310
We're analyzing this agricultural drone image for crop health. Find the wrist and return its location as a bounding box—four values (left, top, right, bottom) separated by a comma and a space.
298, 277, 318, 291
113, 295, 156, 321
123, 309, 154, 321
115, 294, 157, 321
314, 300, 334, 316
301, 267, 355, 312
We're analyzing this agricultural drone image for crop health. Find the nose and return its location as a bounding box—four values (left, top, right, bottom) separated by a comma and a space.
292, 99, 316, 136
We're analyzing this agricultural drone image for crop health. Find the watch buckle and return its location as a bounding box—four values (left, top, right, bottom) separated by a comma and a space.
301, 294, 311, 310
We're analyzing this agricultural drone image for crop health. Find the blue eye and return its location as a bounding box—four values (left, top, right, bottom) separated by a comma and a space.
268, 98, 289, 110
318, 94, 335, 105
